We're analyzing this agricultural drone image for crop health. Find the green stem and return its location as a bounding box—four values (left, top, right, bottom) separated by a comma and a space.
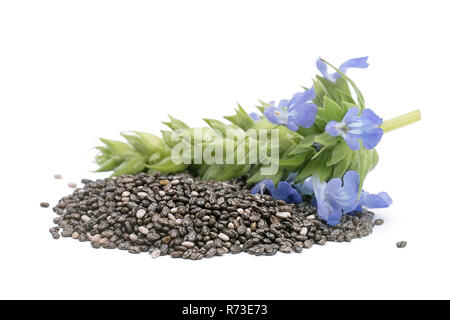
380, 109, 421, 133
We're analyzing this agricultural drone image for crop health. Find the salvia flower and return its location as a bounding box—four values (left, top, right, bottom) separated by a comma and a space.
249, 112, 261, 122
250, 179, 274, 195
264, 87, 318, 131
316, 57, 369, 83
312, 171, 360, 226
270, 181, 303, 203
325, 107, 383, 151
294, 177, 314, 196
251, 179, 302, 204
354, 191, 393, 212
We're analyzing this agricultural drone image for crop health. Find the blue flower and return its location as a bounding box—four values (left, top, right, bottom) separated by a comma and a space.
316, 57, 369, 83
250, 179, 274, 195
312, 171, 360, 226
294, 177, 314, 196
264, 87, 318, 131
325, 107, 383, 151
251, 179, 302, 204
271, 181, 303, 203
249, 112, 261, 121
354, 191, 393, 212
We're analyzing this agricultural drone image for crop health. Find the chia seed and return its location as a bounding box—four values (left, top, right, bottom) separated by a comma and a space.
40, 202, 50, 208
49, 172, 378, 259
396, 241, 407, 248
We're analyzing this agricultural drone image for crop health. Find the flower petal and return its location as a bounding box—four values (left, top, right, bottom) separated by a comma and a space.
270, 182, 302, 203
249, 112, 261, 121
295, 177, 314, 196
342, 132, 362, 151
264, 106, 287, 125
325, 120, 341, 136
342, 107, 360, 125
286, 117, 299, 132
291, 102, 318, 128
250, 179, 274, 195
339, 57, 369, 74
316, 58, 337, 81
290, 87, 316, 106
361, 127, 383, 149
360, 191, 392, 209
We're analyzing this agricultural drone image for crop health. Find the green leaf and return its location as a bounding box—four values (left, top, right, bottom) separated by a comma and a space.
204, 119, 228, 137
163, 115, 190, 131
335, 77, 352, 95
314, 132, 337, 147
217, 165, 250, 181
133, 131, 168, 155
278, 149, 314, 170
336, 89, 356, 104
289, 136, 315, 156
120, 133, 151, 156
99, 138, 133, 154
321, 96, 346, 122
327, 141, 350, 166
224, 105, 255, 131
332, 150, 353, 178
315, 76, 339, 102
320, 58, 365, 108
95, 158, 122, 172
296, 150, 332, 181
161, 130, 181, 148
147, 157, 189, 173
247, 166, 283, 185
112, 155, 146, 176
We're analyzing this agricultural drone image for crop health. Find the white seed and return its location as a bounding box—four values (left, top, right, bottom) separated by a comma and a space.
191, 191, 199, 197
171, 179, 180, 185
136, 209, 147, 219
276, 212, 291, 219
300, 227, 308, 236
129, 233, 138, 241
151, 250, 161, 259
99, 238, 108, 245
237, 208, 244, 214
306, 215, 316, 220
81, 215, 90, 223
159, 191, 166, 197
218, 233, 230, 241
170, 207, 178, 214
91, 234, 101, 242
182, 241, 195, 249
121, 191, 131, 197
137, 192, 148, 198
168, 213, 176, 221
138, 226, 149, 235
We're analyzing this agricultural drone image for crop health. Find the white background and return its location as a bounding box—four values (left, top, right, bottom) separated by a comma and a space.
0, 0, 448, 300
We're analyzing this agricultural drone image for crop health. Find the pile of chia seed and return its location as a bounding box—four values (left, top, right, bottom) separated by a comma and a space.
49, 172, 378, 259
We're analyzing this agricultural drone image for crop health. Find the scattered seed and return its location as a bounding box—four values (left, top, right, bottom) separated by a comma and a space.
68, 182, 77, 188
54, 174, 63, 179
396, 241, 407, 248
40, 202, 50, 208
276, 212, 291, 219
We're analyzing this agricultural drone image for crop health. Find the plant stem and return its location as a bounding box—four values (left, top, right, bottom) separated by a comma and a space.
380, 109, 421, 133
